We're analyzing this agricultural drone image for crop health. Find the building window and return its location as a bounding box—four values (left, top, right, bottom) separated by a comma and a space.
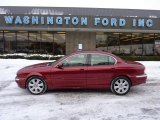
154, 34, 160, 55
54, 33, 66, 55
119, 33, 132, 55
96, 32, 120, 54
16, 31, 29, 53
107, 33, 120, 54
143, 33, 154, 55
96, 32, 107, 51
2, 31, 66, 55
0, 31, 4, 53
41, 32, 54, 54
28, 32, 41, 54
0, 30, 158, 56
131, 33, 143, 55
4, 31, 16, 53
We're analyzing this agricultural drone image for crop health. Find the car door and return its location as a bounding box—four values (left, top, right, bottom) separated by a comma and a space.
52, 54, 88, 88
87, 53, 116, 88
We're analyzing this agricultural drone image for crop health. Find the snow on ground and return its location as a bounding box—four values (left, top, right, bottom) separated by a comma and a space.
0, 59, 160, 120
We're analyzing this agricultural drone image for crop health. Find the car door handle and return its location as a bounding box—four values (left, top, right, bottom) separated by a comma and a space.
80, 69, 85, 70
110, 68, 115, 70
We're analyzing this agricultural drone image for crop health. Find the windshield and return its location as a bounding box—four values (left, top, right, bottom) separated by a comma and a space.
51, 55, 69, 66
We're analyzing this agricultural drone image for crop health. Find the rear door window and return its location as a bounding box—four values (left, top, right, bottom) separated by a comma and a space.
90, 54, 116, 66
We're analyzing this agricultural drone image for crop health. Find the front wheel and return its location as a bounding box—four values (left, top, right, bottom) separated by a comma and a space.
111, 76, 131, 95
27, 77, 47, 95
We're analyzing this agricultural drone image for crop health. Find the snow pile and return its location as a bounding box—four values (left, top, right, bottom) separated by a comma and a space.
0, 53, 64, 59
0, 59, 160, 120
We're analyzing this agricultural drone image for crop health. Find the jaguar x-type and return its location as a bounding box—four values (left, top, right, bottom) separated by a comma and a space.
15, 51, 147, 95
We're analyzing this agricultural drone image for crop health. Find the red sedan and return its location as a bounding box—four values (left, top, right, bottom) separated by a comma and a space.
15, 51, 147, 95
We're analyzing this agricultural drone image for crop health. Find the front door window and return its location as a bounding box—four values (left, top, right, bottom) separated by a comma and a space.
62, 54, 87, 67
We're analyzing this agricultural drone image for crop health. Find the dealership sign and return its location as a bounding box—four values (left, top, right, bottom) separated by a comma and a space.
0, 15, 159, 30
3, 16, 153, 27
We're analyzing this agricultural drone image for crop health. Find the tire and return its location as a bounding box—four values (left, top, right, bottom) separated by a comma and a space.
27, 77, 47, 95
111, 76, 131, 95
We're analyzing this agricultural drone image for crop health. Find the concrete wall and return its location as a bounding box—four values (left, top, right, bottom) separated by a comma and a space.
66, 32, 96, 54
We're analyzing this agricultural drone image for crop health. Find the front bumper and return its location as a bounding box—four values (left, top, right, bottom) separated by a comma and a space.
15, 76, 26, 89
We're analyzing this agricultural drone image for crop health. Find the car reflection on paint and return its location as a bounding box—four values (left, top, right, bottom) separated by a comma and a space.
15, 51, 147, 95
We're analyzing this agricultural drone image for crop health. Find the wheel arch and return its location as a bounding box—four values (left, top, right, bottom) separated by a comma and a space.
25, 73, 47, 89
111, 75, 132, 86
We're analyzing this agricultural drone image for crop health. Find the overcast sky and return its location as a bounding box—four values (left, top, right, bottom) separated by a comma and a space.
0, 0, 160, 10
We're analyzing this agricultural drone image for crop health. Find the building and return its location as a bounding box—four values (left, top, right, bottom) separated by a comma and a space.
0, 6, 160, 55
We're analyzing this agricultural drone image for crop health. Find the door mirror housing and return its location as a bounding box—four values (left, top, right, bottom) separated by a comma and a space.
56, 63, 64, 69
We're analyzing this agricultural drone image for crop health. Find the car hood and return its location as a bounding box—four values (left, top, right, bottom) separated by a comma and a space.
17, 62, 54, 75
24, 62, 53, 69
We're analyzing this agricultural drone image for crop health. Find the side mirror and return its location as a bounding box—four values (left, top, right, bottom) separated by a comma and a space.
56, 63, 64, 69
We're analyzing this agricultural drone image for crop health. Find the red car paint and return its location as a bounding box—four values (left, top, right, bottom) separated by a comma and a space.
15, 51, 147, 92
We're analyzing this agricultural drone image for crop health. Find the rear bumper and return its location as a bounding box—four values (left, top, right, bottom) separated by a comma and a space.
136, 74, 147, 78
131, 73, 147, 86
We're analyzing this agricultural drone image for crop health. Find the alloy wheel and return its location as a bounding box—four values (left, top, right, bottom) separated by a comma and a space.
111, 77, 131, 95
27, 77, 46, 95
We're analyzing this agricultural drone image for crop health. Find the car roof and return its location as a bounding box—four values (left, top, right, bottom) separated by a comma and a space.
71, 50, 114, 55
70, 50, 124, 62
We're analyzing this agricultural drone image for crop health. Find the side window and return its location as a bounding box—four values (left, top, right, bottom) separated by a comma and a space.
108, 56, 116, 65
91, 54, 115, 66
62, 54, 87, 67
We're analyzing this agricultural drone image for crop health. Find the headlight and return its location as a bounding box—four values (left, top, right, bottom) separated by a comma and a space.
15, 77, 20, 81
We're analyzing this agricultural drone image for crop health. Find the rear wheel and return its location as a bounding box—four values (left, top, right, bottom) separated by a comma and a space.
111, 76, 131, 95
27, 77, 47, 95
